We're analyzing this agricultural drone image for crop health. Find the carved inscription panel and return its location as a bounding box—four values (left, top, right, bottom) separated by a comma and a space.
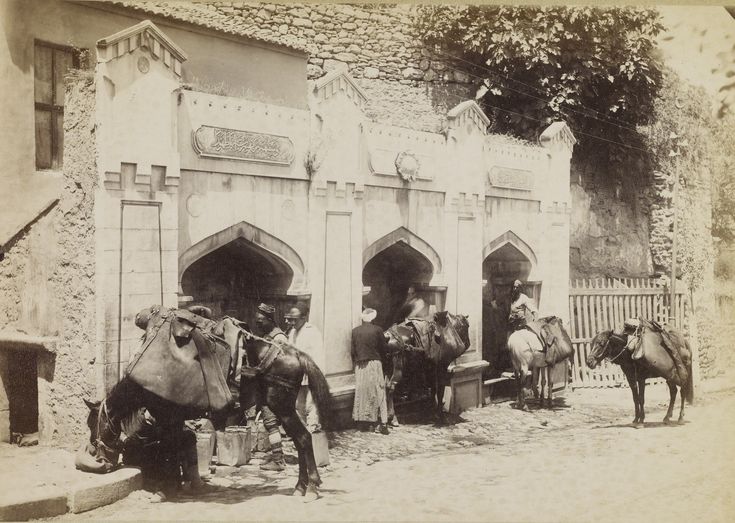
488, 166, 534, 191
192, 125, 295, 165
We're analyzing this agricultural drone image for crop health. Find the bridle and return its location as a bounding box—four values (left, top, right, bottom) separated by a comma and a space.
600, 334, 627, 364
94, 400, 121, 463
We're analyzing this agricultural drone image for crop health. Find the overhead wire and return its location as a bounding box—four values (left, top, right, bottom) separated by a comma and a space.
431, 48, 644, 135
432, 79, 651, 154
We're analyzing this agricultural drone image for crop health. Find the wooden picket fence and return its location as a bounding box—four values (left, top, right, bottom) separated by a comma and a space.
568, 278, 688, 388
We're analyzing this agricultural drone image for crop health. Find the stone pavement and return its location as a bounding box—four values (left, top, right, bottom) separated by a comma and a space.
59, 380, 735, 521
3, 373, 732, 521
0, 444, 141, 520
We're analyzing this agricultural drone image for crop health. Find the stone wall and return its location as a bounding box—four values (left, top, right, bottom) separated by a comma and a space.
43, 71, 99, 444
205, 2, 475, 132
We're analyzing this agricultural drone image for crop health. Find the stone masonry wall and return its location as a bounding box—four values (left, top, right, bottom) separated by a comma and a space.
203, 2, 476, 132
42, 72, 99, 444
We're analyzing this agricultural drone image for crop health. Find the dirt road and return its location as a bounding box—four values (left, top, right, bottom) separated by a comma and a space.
62, 385, 735, 522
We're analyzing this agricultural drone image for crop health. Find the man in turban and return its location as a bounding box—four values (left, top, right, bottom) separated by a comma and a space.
350, 308, 390, 435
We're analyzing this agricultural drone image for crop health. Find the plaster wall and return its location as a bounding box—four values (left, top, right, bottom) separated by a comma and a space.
0, 0, 306, 189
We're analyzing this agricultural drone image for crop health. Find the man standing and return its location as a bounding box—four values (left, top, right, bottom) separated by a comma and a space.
508, 279, 537, 332
285, 303, 325, 433
351, 308, 390, 434
249, 302, 288, 472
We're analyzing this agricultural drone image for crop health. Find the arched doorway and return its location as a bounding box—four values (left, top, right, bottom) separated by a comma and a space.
362, 228, 443, 329
482, 232, 538, 376
181, 238, 295, 326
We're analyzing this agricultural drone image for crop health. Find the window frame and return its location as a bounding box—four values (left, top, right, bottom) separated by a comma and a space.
33, 39, 81, 171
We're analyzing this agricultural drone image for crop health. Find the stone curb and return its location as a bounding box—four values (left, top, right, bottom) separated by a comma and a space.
0, 467, 142, 521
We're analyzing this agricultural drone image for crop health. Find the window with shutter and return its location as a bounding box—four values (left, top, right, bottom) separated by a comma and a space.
34, 41, 79, 170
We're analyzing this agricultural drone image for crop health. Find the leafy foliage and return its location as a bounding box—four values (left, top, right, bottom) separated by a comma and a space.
416, 5, 664, 171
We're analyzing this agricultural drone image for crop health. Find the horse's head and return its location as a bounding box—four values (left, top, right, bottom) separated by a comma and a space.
385, 324, 417, 353
75, 398, 120, 474
586, 330, 617, 369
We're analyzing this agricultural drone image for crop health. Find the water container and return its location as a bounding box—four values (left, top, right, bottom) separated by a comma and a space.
216, 426, 252, 466
312, 430, 330, 467
195, 431, 215, 476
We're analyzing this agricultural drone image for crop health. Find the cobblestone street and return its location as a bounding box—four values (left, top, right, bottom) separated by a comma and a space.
59, 384, 735, 522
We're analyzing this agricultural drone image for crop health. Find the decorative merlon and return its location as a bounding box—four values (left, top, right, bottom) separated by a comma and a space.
313, 69, 368, 110
96, 20, 188, 77
446, 100, 490, 135
539, 122, 577, 153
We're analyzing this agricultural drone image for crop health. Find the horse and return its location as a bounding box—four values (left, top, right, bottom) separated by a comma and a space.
78, 306, 331, 502
76, 306, 236, 487
507, 317, 574, 410
216, 316, 332, 502
384, 323, 419, 423
586, 326, 693, 426
78, 379, 201, 493
387, 311, 470, 425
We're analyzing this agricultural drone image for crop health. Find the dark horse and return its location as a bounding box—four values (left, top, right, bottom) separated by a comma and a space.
79, 306, 331, 503
217, 316, 331, 502
385, 311, 470, 425
586, 326, 693, 427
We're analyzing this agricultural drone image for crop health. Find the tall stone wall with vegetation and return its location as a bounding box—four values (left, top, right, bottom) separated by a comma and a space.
644, 74, 723, 376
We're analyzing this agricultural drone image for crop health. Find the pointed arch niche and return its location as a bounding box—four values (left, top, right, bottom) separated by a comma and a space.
482, 230, 539, 373
362, 227, 443, 328
179, 222, 309, 319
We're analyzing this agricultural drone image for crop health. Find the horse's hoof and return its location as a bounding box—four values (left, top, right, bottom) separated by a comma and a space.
302, 485, 319, 503
677, 418, 685, 425
663, 417, 672, 425
633, 422, 644, 429
292, 485, 306, 497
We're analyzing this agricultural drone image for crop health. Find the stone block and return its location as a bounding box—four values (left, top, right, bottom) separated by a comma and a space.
66, 467, 142, 514
0, 487, 68, 520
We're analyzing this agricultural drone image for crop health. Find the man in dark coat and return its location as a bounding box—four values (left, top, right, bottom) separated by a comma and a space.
351, 308, 390, 435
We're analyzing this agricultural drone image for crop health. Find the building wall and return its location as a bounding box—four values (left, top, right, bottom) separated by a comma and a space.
0, 71, 99, 446
0, 0, 307, 189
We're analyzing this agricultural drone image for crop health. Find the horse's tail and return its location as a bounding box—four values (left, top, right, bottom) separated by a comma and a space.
684, 344, 694, 404
297, 351, 333, 430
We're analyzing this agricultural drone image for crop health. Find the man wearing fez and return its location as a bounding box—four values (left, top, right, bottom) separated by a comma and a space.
248, 302, 288, 472
285, 302, 325, 433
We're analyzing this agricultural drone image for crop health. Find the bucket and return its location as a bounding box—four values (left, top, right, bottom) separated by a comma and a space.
216, 426, 252, 466
195, 431, 215, 476
312, 431, 330, 467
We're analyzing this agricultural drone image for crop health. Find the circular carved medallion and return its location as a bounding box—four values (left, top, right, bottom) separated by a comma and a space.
137, 56, 150, 74
186, 194, 202, 217
395, 151, 420, 182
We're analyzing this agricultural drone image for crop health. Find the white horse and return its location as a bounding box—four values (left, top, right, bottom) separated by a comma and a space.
507, 329, 552, 410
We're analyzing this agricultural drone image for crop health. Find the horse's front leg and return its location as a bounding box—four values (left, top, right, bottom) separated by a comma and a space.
637, 378, 647, 426
545, 368, 553, 409
434, 371, 446, 426
518, 368, 528, 411
677, 385, 686, 424
268, 388, 320, 502
664, 382, 677, 424
532, 367, 540, 400
625, 373, 641, 425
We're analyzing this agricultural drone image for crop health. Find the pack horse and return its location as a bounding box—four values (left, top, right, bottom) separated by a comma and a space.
77, 306, 331, 502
